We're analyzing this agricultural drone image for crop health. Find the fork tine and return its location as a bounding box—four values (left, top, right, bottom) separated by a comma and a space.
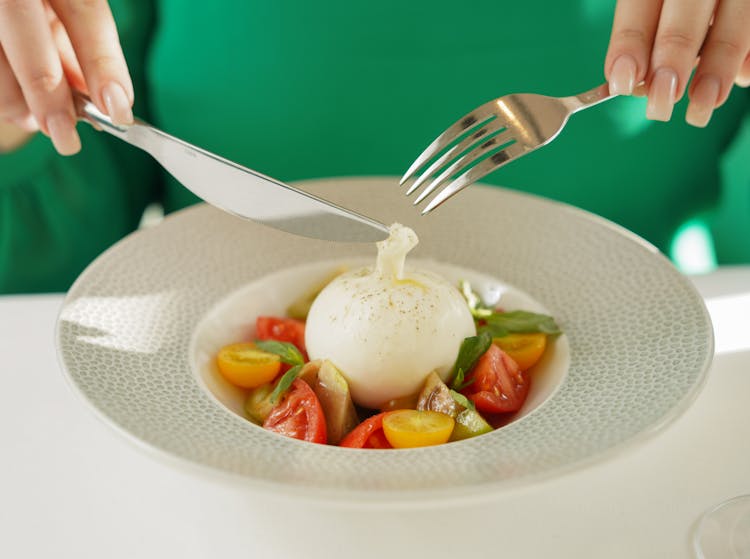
421, 142, 532, 215
400, 100, 499, 185
413, 130, 517, 205
405, 118, 509, 196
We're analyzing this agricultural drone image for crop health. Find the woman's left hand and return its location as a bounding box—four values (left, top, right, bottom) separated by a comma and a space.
604, 0, 750, 127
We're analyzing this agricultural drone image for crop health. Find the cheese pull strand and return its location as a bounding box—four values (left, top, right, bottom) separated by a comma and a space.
375, 223, 418, 280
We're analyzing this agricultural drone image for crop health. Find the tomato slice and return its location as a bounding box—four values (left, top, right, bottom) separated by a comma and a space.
256, 316, 307, 358
339, 412, 392, 449
216, 342, 282, 388
492, 333, 547, 371
382, 410, 455, 448
461, 344, 530, 414
263, 379, 327, 444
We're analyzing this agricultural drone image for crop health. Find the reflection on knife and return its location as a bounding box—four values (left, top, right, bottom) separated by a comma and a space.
73, 92, 389, 243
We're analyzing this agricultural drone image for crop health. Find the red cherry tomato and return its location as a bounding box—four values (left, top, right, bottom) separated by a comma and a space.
339, 412, 393, 449
263, 379, 327, 444
461, 344, 530, 414
256, 316, 307, 358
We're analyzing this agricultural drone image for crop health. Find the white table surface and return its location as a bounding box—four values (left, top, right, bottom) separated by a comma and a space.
1, 268, 749, 559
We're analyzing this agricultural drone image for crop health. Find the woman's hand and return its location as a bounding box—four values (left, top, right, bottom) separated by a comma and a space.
0, 0, 133, 155
605, 0, 750, 127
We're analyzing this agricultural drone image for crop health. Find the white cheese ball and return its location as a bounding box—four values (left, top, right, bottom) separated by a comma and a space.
305, 225, 475, 408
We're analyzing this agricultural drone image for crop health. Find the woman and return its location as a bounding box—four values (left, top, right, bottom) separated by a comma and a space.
1, 0, 749, 292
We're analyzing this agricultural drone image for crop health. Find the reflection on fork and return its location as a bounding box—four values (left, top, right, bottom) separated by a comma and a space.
401, 82, 615, 215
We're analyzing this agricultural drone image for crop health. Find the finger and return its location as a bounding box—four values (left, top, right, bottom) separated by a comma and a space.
0, 44, 31, 125
605, 0, 664, 95
0, 0, 80, 154
49, 14, 87, 94
687, 0, 750, 126
48, 0, 133, 125
647, 0, 715, 121
737, 52, 750, 86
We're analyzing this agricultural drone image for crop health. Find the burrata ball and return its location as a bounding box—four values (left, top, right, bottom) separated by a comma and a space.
305, 224, 475, 408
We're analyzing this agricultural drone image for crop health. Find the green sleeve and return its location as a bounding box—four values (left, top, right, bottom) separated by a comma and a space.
0, 0, 158, 293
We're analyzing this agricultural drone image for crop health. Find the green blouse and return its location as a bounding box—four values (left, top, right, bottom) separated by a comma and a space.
2, 0, 749, 293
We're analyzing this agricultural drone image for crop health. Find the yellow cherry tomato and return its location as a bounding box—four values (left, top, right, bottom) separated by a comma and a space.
216, 342, 281, 388
382, 410, 455, 448
492, 333, 547, 371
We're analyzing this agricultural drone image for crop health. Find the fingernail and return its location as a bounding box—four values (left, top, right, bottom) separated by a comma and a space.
102, 82, 133, 125
12, 114, 39, 132
686, 76, 720, 128
609, 55, 636, 95
646, 68, 678, 121
46, 112, 81, 155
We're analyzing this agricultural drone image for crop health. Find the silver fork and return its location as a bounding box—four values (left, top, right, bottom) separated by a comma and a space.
401, 82, 615, 214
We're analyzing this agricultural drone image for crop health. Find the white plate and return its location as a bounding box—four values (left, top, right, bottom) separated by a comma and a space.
56, 177, 713, 503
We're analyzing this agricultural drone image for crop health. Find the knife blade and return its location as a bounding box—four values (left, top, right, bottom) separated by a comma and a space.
74, 93, 390, 243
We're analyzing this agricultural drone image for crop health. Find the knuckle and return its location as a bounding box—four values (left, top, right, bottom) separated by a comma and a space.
703, 38, 745, 60
85, 53, 120, 75
26, 69, 63, 94
655, 30, 702, 53
613, 28, 650, 48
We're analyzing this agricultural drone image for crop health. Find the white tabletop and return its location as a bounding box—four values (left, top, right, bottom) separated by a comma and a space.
1, 268, 749, 559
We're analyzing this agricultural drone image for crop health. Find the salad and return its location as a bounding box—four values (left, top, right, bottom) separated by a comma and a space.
214, 225, 561, 449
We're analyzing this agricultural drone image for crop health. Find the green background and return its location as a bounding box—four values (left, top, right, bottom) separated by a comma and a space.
1, 0, 749, 292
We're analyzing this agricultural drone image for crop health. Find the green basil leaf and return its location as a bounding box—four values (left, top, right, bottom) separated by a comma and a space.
255, 340, 305, 366
450, 389, 476, 411
450, 332, 492, 390
483, 310, 561, 337
269, 364, 303, 405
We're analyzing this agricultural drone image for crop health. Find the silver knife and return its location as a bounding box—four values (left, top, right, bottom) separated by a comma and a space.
73, 92, 389, 242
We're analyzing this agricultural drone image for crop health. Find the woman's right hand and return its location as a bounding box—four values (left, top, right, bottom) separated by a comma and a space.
0, 0, 133, 155
605, 0, 750, 127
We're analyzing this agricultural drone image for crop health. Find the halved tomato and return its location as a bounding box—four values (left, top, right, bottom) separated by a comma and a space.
263, 378, 327, 444
216, 342, 282, 388
460, 344, 530, 414
256, 316, 307, 358
382, 410, 455, 448
339, 412, 393, 449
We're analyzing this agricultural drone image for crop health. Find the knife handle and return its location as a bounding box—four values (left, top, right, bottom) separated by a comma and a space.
74, 91, 124, 132
70, 93, 389, 242
72, 91, 149, 149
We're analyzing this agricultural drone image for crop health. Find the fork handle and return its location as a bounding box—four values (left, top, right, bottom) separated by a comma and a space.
564, 83, 615, 114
